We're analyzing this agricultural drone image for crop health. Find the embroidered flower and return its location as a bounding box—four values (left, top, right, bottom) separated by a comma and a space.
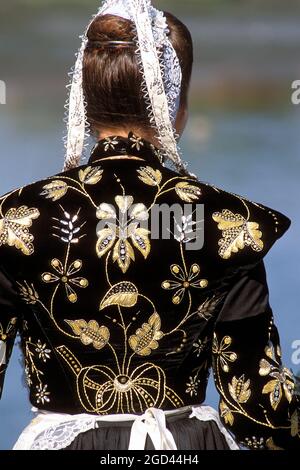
103, 137, 119, 151
35, 340, 51, 363
130, 134, 144, 151
243, 436, 265, 450
259, 342, 295, 410
185, 375, 200, 397
24, 365, 33, 387
42, 258, 89, 303
96, 195, 150, 273
35, 384, 50, 404
162, 263, 208, 305
193, 337, 209, 357
212, 334, 237, 373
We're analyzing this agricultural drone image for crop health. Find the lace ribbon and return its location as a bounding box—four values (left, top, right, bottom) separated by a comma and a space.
63, 0, 187, 174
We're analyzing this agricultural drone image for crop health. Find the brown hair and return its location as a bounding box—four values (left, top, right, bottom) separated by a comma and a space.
83, 12, 193, 134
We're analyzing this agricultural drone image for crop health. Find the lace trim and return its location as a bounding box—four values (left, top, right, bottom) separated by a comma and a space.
13, 406, 240, 450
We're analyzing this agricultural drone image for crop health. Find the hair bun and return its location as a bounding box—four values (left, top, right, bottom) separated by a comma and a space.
87, 14, 134, 42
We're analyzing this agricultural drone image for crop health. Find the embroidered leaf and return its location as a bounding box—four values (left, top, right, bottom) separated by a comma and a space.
0, 206, 40, 255
137, 166, 162, 186
130, 226, 151, 259
40, 180, 68, 201
79, 166, 103, 185
219, 400, 234, 426
96, 203, 116, 220
175, 182, 201, 203
99, 282, 138, 310
115, 195, 134, 214
96, 226, 116, 257
263, 379, 282, 410
65, 319, 110, 350
129, 313, 163, 356
113, 239, 135, 273
229, 375, 251, 403
212, 209, 263, 259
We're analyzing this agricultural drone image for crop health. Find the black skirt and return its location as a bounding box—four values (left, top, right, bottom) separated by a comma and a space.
63, 409, 231, 450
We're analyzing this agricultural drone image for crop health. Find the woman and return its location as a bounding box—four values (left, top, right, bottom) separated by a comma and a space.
0, 0, 299, 450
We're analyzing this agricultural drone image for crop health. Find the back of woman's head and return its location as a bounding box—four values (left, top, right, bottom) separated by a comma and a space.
83, 12, 193, 134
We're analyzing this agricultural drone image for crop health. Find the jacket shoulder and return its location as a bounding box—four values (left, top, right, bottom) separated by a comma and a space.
194, 179, 291, 265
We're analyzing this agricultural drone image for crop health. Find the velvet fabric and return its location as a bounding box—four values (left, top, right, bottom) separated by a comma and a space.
0, 133, 298, 449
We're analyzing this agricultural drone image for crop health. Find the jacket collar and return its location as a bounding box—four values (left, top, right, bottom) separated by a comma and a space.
88, 131, 165, 166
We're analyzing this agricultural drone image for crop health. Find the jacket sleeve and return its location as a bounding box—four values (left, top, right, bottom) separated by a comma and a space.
212, 261, 300, 449
0, 268, 21, 399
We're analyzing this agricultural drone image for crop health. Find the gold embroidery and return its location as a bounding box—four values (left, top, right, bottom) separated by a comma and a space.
99, 282, 138, 310
103, 136, 119, 151
24, 337, 51, 403
243, 436, 265, 450
96, 195, 150, 273
130, 134, 144, 151
129, 313, 163, 356
162, 263, 208, 305
192, 294, 225, 321
40, 180, 68, 201
56, 345, 183, 413
259, 344, 294, 410
17, 281, 39, 304
220, 400, 234, 426
185, 375, 201, 397
93, 155, 145, 163
212, 209, 263, 259
212, 334, 237, 373
0, 206, 40, 255
65, 320, 110, 350
137, 166, 162, 186
175, 181, 201, 203
79, 166, 103, 185
265, 437, 284, 450
42, 258, 88, 303
228, 375, 251, 403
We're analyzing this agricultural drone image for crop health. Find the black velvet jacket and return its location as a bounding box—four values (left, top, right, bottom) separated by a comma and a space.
0, 133, 299, 449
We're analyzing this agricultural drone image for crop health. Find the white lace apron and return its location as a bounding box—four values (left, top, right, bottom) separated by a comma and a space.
13, 405, 239, 451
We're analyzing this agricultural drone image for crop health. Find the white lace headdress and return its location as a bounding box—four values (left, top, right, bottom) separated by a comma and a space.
63, 0, 188, 173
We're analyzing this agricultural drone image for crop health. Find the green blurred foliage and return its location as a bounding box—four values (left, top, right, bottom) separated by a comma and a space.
1, 0, 300, 15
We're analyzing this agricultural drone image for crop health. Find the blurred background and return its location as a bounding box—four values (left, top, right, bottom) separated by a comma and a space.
0, 0, 300, 450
